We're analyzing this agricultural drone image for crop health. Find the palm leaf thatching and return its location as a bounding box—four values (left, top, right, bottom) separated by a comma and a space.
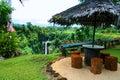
49, 0, 119, 26
116, 4, 120, 25
116, 4, 120, 16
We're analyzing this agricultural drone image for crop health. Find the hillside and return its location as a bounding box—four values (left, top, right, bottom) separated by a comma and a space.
0, 54, 58, 80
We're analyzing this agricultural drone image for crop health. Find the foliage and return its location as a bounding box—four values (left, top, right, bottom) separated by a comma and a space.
14, 25, 77, 54
75, 26, 92, 41
0, 0, 13, 28
95, 27, 120, 40
14, 25, 46, 54
113, 0, 120, 3
0, 1, 19, 58
0, 54, 58, 80
14, 23, 120, 55
0, 31, 19, 58
52, 38, 61, 48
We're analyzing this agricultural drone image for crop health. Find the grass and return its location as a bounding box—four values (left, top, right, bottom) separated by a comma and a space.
0, 53, 58, 80
101, 45, 120, 62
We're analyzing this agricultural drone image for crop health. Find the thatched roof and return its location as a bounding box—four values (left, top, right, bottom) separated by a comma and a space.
116, 4, 120, 12
49, 0, 119, 26
116, 4, 120, 25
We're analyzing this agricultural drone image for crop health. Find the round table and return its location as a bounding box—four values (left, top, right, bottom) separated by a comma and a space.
82, 45, 104, 66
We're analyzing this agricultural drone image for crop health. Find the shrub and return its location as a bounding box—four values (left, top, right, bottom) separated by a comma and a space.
0, 1, 19, 58
0, 0, 13, 27
0, 31, 19, 58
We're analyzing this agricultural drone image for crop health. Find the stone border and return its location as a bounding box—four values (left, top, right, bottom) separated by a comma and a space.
0, 55, 4, 61
45, 56, 67, 80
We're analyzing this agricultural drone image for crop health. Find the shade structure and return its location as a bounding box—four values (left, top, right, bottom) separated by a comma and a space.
116, 4, 120, 26
49, 0, 119, 26
49, 0, 119, 47
116, 3, 120, 12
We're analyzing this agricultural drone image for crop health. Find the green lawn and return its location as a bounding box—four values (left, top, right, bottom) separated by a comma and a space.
101, 45, 120, 62
0, 54, 58, 80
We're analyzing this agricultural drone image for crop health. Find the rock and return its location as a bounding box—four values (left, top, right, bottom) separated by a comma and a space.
46, 66, 53, 72
57, 75, 67, 80
46, 62, 52, 67
15, 51, 22, 56
52, 60, 57, 63
0, 55, 4, 61
50, 70, 55, 75
57, 75, 63, 80
61, 78, 67, 80
53, 73, 59, 77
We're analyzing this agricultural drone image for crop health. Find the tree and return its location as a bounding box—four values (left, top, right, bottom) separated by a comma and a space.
0, 0, 13, 30
113, 0, 120, 2
0, 1, 19, 58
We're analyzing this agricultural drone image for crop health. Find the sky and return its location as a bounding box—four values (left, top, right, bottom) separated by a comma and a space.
11, 0, 79, 25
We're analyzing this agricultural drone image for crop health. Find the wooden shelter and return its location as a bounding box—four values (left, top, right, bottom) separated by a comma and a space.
49, 0, 119, 26
116, 4, 120, 26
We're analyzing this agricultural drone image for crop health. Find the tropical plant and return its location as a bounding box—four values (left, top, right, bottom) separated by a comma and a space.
0, 31, 19, 58
0, 0, 13, 30
0, 1, 19, 58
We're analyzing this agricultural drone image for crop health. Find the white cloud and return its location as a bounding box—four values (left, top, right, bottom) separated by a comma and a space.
12, 0, 79, 24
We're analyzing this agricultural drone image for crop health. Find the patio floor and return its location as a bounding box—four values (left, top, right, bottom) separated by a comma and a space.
51, 57, 120, 80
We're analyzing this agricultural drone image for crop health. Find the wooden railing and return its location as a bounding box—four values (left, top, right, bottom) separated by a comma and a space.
60, 38, 120, 56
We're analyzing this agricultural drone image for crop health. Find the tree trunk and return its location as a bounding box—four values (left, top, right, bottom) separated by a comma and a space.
71, 54, 82, 68
105, 56, 118, 71
91, 57, 103, 74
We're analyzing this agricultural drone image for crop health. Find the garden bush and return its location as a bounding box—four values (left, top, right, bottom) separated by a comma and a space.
0, 31, 19, 58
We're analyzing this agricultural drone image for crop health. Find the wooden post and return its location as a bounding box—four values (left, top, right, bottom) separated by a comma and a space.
91, 57, 103, 74
71, 54, 82, 69
71, 50, 80, 54
105, 56, 118, 71
100, 52, 110, 64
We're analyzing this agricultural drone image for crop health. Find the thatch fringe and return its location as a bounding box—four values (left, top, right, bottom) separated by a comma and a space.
49, 0, 119, 26
117, 16, 120, 26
